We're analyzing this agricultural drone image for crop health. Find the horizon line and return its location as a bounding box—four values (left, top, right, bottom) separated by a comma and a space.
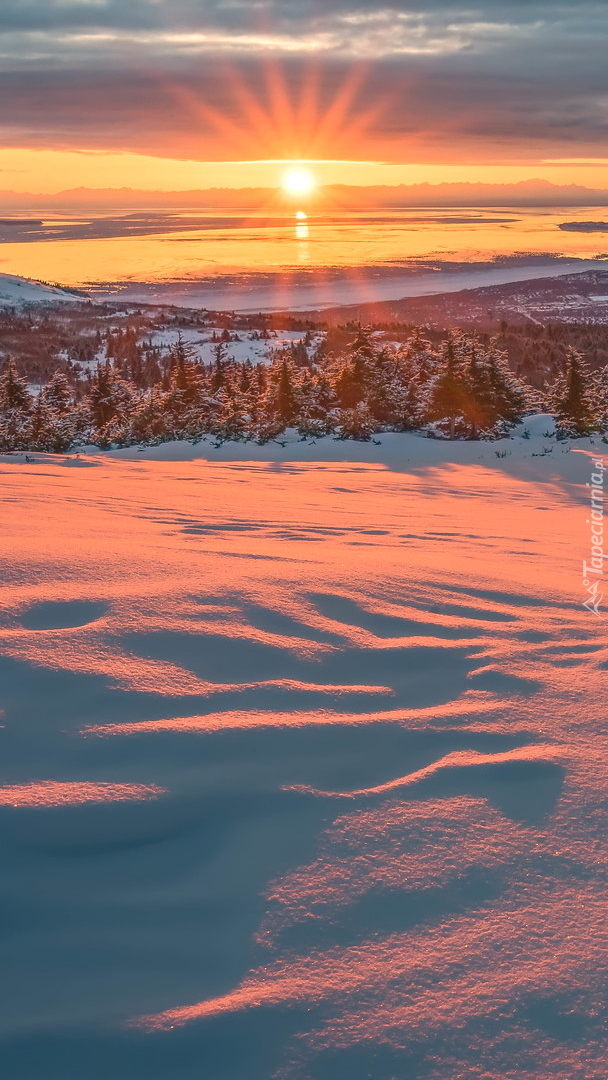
2, 177, 608, 198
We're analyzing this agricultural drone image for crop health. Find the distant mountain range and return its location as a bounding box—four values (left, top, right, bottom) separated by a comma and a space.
2, 179, 608, 209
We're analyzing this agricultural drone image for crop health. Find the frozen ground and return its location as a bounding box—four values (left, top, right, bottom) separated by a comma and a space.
144, 328, 320, 367
70, 330, 321, 378
1, 424, 607, 1079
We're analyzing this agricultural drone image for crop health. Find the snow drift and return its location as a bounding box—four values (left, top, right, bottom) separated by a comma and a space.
0, 436, 606, 1080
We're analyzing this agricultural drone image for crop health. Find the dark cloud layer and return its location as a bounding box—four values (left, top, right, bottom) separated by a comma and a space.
0, 2, 592, 32
0, 2, 606, 160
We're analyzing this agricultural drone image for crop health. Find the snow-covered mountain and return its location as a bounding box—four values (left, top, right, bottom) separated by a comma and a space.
0, 273, 84, 307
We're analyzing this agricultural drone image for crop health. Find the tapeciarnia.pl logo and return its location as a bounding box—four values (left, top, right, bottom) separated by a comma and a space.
582, 457, 606, 617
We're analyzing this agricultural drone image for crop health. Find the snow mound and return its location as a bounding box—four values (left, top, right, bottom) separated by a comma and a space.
0, 273, 83, 307
512, 413, 557, 438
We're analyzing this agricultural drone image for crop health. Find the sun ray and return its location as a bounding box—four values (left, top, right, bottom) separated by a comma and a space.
153, 52, 389, 173
262, 58, 299, 154
144, 52, 399, 312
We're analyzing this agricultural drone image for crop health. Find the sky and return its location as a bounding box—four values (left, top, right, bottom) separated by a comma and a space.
2, 0, 608, 192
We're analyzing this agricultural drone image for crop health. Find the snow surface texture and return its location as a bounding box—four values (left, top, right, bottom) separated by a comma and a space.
0, 273, 80, 307
0, 426, 607, 1080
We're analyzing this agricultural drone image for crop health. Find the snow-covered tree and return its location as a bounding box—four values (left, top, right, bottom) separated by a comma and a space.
40, 370, 72, 413
336, 401, 375, 441
0, 324, 556, 450
295, 369, 338, 437
548, 349, 597, 437
0, 359, 33, 450
262, 357, 299, 432
427, 333, 468, 438
129, 387, 169, 445
36, 371, 87, 451
589, 364, 608, 432
213, 379, 249, 441
428, 334, 529, 439
162, 341, 216, 440
87, 363, 136, 446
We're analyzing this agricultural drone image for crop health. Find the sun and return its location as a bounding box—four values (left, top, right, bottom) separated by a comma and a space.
282, 166, 316, 198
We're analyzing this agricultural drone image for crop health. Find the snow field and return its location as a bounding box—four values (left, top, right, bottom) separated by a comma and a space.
0, 436, 606, 1079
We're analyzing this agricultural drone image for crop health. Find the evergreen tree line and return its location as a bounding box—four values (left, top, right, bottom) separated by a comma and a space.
0, 328, 603, 453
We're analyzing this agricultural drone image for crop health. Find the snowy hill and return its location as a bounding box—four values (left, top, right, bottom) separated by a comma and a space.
0, 273, 84, 307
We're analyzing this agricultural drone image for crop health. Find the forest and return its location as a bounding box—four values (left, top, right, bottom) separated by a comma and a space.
0, 322, 604, 452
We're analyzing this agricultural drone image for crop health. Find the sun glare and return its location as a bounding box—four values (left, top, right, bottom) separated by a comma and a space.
282, 167, 316, 197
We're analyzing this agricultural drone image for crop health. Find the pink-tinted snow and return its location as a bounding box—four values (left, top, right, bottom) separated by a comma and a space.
0, 433, 606, 1079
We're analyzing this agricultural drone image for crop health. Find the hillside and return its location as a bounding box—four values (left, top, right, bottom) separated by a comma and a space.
0, 273, 85, 308
290, 269, 608, 328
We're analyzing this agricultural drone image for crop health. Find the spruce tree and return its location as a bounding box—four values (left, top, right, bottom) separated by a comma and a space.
213, 373, 249, 441
428, 334, 468, 438
295, 369, 336, 437
461, 339, 488, 438
263, 357, 298, 431
549, 349, 597, 437
0, 358, 32, 412
130, 387, 169, 444
36, 371, 87, 451
41, 370, 72, 413
401, 329, 437, 386
87, 363, 135, 447
277, 359, 298, 424
394, 331, 438, 430
590, 365, 608, 432
366, 347, 402, 427
0, 359, 33, 451
210, 343, 226, 392
162, 340, 215, 440
29, 396, 54, 452
336, 401, 374, 441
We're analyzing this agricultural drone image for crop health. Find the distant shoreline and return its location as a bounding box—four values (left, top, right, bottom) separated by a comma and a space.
89, 259, 604, 313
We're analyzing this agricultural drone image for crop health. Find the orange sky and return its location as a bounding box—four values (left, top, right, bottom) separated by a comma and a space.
4, 149, 608, 195
2, 3, 608, 194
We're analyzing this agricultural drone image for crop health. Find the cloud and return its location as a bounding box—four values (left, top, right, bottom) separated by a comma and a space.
0, 2, 606, 161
